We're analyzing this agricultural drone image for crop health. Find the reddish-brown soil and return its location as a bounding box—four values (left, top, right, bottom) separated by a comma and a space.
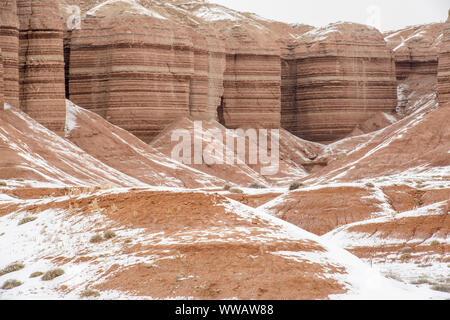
0, 188, 350, 299
382, 186, 450, 213
96, 242, 345, 300
225, 193, 282, 208
266, 187, 383, 235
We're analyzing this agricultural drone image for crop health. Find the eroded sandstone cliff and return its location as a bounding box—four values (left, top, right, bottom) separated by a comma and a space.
438, 13, 450, 107
287, 23, 397, 142
0, 0, 19, 108
68, 3, 196, 142
17, 0, 66, 134
0, 48, 3, 109
385, 23, 443, 80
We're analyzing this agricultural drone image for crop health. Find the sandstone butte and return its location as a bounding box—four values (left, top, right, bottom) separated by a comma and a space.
2, 0, 438, 143
0, 0, 449, 300
57, 0, 396, 143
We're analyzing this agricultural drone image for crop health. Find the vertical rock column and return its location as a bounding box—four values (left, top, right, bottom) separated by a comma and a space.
222, 25, 281, 129
188, 30, 209, 119
17, 0, 66, 133
0, 48, 3, 109
0, 0, 19, 108
280, 51, 298, 133
438, 13, 450, 107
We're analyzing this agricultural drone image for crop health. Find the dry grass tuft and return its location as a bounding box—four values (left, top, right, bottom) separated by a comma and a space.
18, 217, 37, 225
1, 279, 22, 290
81, 289, 100, 298
29, 272, 44, 278
0, 263, 25, 276
42, 269, 65, 281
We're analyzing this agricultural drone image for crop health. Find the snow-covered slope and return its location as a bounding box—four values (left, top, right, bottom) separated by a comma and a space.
0, 104, 143, 188
0, 188, 444, 299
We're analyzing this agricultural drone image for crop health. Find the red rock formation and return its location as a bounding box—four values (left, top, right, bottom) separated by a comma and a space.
221, 25, 281, 129
0, 48, 3, 109
438, 14, 450, 107
0, 0, 19, 108
65, 0, 287, 141
17, 0, 66, 134
68, 2, 195, 142
291, 23, 397, 143
385, 23, 443, 80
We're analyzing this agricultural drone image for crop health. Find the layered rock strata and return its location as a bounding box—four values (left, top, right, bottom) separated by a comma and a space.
0, 0, 19, 108
17, 0, 66, 134
221, 26, 281, 129
68, 3, 195, 142
63, 2, 401, 143
0, 48, 3, 109
385, 23, 443, 80
66, 0, 284, 141
290, 23, 397, 142
438, 14, 450, 107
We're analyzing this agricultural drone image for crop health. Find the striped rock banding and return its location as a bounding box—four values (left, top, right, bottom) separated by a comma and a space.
438, 13, 450, 107
0, 0, 20, 108
0, 48, 3, 109
17, 0, 66, 134
384, 23, 443, 81
289, 23, 397, 143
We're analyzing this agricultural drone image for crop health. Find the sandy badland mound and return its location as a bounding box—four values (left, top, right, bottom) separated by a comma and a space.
0, 187, 445, 299
65, 100, 224, 188
0, 103, 142, 187
150, 116, 326, 187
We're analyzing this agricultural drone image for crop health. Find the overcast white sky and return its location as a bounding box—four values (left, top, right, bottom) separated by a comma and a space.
212, 0, 449, 31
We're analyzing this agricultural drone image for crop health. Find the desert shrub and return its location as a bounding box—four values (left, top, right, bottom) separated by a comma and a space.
0, 181, 7, 186
90, 234, 104, 243
418, 263, 433, 268
289, 182, 304, 191
0, 263, 25, 276
103, 230, 116, 240
400, 247, 413, 254
18, 217, 37, 225
430, 240, 440, 246
229, 188, 244, 194
384, 272, 403, 282
42, 269, 64, 281
1, 279, 22, 290
365, 182, 375, 188
124, 239, 132, 244
80, 289, 100, 298
431, 284, 450, 293
29, 272, 44, 278
223, 184, 232, 191
248, 183, 267, 189
400, 253, 412, 260
410, 278, 432, 285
